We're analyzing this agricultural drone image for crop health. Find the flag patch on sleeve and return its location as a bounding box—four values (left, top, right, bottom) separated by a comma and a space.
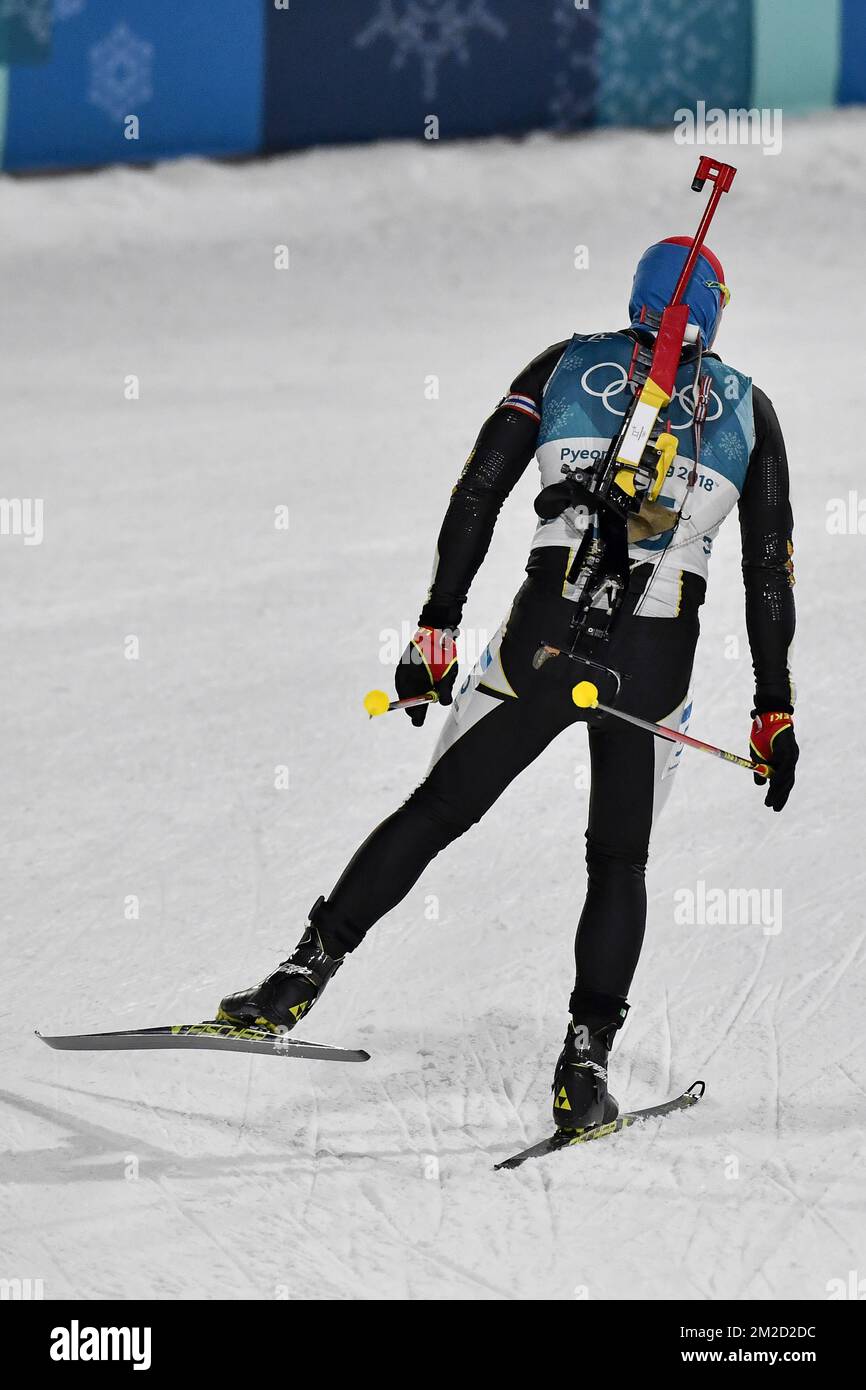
499, 393, 541, 423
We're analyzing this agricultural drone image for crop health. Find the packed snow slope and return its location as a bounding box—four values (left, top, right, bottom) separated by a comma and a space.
1, 114, 864, 1301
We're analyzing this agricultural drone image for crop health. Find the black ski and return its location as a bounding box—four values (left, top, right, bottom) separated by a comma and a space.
495, 1080, 705, 1170
36, 1021, 370, 1063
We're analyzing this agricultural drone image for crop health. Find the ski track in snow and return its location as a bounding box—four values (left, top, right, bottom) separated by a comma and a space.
1, 113, 864, 1301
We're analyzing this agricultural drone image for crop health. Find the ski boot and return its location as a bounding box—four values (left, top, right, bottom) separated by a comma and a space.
217, 897, 343, 1033
551, 1009, 627, 1133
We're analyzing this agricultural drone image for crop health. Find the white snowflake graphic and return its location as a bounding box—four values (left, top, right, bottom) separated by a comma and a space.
596, 0, 745, 126
715, 430, 746, 465
356, 0, 507, 102
0, 0, 52, 45
548, 0, 746, 131
88, 21, 153, 123
542, 397, 572, 437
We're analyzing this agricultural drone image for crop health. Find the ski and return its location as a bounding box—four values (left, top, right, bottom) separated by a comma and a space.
36, 1021, 370, 1063
495, 1080, 705, 1170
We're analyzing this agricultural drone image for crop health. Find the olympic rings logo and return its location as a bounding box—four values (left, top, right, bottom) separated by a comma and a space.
580, 362, 723, 431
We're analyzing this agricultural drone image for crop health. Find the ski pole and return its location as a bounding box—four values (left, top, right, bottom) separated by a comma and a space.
363, 689, 438, 718
570, 680, 770, 778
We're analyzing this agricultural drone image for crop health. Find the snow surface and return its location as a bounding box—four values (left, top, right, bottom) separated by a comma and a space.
2, 113, 864, 1302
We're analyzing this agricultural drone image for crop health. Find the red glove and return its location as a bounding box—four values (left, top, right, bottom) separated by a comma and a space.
395, 627, 459, 726
749, 711, 798, 812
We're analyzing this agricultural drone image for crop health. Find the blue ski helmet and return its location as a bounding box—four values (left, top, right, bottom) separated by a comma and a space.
629, 237, 730, 349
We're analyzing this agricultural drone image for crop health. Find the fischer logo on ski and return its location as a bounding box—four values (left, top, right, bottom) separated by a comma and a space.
35, 1023, 370, 1063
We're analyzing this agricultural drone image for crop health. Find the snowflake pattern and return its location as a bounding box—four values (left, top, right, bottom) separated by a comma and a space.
539, 396, 571, 439
713, 430, 746, 466
355, 0, 507, 102
548, 0, 599, 132
596, 0, 746, 127
88, 21, 153, 123
557, 351, 588, 374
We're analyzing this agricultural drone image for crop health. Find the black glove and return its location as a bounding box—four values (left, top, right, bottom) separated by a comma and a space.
395, 627, 459, 727
750, 711, 798, 812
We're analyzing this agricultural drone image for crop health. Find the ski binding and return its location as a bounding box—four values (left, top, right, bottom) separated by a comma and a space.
495, 1080, 705, 1170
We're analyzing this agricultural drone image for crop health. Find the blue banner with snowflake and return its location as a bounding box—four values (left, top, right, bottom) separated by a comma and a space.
261, 0, 753, 150
594, 0, 752, 128
0, 0, 265, 170
0, 1, 864, 172
262, 0, 574, 148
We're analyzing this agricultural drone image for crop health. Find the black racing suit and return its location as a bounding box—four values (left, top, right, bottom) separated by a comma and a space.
312, 336, 795, 1030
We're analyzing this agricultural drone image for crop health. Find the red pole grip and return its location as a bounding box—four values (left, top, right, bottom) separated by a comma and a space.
670, 160, 737, 308
691, 157, 737, 193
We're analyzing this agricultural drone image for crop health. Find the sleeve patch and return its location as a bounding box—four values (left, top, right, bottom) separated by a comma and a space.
499, 392, 541, 423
